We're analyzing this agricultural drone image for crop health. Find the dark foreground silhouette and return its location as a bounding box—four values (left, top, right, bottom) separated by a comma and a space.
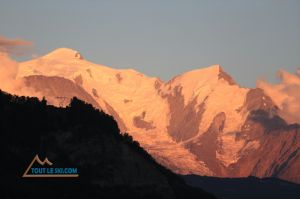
184, 175, 300, 199
0, 90, 215, 199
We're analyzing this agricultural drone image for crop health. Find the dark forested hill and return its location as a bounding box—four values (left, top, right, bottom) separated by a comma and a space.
0, 90, 215, 199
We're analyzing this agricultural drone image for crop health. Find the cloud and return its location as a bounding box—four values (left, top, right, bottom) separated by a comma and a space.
257, 69, 300, 124
0, 35, 40, 97
0, 52, 19, 89
0, 35, 32, 56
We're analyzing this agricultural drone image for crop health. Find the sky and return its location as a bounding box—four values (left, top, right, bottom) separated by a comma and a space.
0, 0, 299, 87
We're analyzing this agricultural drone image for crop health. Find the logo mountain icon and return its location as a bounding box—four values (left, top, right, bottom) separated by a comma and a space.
22, 154, 78, 177
22, 155, 53, 177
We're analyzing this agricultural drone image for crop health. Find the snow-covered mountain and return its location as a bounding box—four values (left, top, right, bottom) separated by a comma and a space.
17, 48, 300, 183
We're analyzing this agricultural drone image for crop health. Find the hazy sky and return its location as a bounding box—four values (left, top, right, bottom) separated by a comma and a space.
0, 0, 299, 87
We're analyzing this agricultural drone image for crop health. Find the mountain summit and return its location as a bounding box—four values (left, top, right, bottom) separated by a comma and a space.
17, 48, 300, 184
43, 48, 84, 60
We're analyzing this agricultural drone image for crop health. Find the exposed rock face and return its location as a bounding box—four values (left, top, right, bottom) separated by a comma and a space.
226, 110, 300, 182
115, 73, 123, 83
186, 112, 226, 175
92, 88, 99, 98
133, 111, 155, 130
74, 74, 83, 86
164, 86, 205, 142
17, 48, 300, 184
24, 75, 100, 108
75, 51, 84, 59
244, 88, 275, 111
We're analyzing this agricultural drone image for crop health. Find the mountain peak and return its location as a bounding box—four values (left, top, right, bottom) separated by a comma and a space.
191, 64, 236, 85
167, 64, 234, 86
202, 64, 236, 85
43, 48, 84, 60
210, 64, 222, 70
206, 64, 227, 75
218, 65, 236, 85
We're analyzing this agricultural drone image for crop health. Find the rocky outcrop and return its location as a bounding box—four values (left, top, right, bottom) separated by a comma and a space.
133, 111, 155, 130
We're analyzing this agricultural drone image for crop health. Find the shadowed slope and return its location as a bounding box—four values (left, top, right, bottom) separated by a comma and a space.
0, 90, 215, 199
